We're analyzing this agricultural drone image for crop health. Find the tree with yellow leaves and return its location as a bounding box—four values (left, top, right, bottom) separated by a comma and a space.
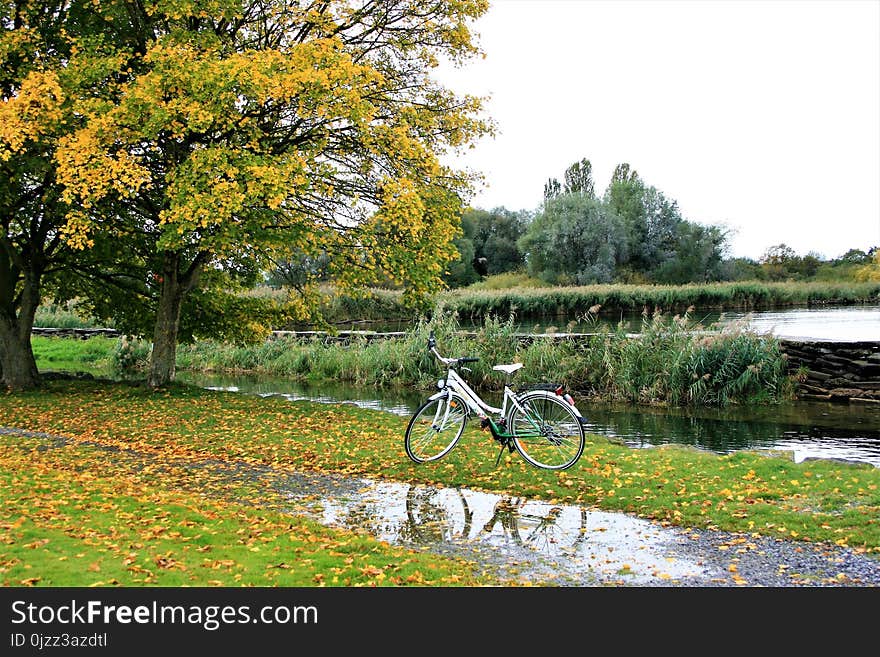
0, 1, 134, 389
854, 251, 880, 282
5, 0, 491, 389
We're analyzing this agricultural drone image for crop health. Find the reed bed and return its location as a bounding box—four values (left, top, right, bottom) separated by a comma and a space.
441, 280, 880, 321
149, 308, 795, 406
260, 280, 880, 327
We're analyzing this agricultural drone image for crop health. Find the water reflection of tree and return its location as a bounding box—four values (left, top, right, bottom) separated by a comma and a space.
401, 486, 473, 544
333, 499, 398, 538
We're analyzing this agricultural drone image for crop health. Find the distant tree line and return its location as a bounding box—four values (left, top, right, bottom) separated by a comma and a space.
441, 157, 878, 288
725, 244, 879, 283
444, 158, 726, 286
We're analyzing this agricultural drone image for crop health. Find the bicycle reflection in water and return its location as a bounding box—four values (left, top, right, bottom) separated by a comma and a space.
401, 486, 473, 543
402, 485, 589, 558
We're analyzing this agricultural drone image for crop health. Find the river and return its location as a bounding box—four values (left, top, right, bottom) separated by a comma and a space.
332, 303, 880, 342
175, 371, 880, 469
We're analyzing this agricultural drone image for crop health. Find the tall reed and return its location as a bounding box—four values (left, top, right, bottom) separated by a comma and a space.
33, 302, 105, 329
262, 280, 880, 326
441, 280, 880, 321
157, 307, 795, 406
589, 309, 794, 405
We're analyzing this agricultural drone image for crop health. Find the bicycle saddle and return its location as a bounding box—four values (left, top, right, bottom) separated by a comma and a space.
492, 363, 524, 375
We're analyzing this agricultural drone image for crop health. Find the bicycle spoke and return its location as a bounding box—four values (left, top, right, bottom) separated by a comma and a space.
508, 392, 585, 470
405, 396, 468, 463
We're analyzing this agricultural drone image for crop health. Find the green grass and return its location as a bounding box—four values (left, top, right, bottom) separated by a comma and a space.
0, 433, 492, 586
30, 335, 117, 374
1, 380, 878, 559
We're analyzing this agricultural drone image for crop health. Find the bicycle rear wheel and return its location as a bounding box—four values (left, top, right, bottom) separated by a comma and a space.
405, 393, 468, 463
507, 390, 585, 470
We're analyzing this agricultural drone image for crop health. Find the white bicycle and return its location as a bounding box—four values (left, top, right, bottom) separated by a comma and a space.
404, 332, 586, 470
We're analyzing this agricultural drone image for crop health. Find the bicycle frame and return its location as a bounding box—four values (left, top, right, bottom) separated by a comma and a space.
427, 349, 556, 441
430, 366, 505, 416
406, 335, 587, 470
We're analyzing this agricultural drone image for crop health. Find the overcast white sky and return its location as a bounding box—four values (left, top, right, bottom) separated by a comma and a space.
436, 0, 880, 261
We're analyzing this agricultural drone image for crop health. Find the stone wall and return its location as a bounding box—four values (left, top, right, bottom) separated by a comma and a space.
32, 327, 121, 339
779, 340, 880, 404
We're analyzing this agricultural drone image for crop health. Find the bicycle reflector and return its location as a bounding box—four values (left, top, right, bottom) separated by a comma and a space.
555, 385, 576, 406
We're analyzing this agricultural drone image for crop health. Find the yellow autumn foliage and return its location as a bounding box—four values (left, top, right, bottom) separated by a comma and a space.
0, 71, 64, 160
854, 252, 880, 282
48, 0, 490, 308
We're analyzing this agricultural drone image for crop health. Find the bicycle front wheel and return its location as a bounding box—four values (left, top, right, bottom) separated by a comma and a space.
405, 393, 468, 463
507, 390, 585, 470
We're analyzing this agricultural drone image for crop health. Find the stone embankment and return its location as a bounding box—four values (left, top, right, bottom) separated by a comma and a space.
779, 340, 880, 405
32, 327, 122, 339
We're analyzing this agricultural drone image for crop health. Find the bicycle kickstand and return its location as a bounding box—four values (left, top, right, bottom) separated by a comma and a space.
494, 440, 507, 467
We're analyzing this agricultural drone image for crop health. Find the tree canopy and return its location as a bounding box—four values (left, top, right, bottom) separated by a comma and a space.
2, 0, 492, 388
518, 193, 627, 285
517, 158, 729, 286
443, 206, 528, 286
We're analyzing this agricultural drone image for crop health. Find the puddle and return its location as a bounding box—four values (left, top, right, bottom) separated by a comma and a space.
278, 474, 711, 586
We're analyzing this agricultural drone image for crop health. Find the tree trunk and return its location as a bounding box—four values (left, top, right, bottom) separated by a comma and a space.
0, 272, 41, 391
0, 323, 39, 390
147, 251, 202, 389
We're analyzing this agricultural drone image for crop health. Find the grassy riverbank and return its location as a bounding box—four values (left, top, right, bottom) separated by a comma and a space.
0, 431, 493, 587
32, 309, 796, 407
1, 380, 878, 572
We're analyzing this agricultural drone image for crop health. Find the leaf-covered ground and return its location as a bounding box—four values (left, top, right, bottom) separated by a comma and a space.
1, 380, 878, 588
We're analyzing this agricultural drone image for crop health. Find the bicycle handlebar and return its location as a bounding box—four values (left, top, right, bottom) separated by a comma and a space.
427, 332, 478, 367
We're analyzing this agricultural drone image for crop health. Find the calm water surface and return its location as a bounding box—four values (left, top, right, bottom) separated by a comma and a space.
176, 372, 880, 469
715, 305, 880, 342
333, 303, 880, 342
